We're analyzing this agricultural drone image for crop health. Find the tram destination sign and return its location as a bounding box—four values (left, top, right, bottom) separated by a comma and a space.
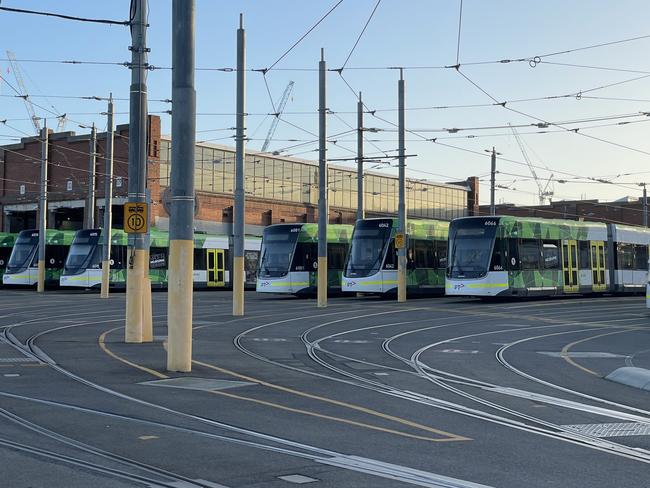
124, 202, 148, 234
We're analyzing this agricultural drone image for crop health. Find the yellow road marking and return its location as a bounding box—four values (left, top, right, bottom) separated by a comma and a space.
99, 326, 468, 442
560, 329, 633, 377
193, 359, 467, 441
208, 390, 461, 442
99, 328, 167, 379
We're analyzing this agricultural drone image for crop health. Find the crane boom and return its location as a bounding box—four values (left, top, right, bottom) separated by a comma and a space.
6, 51, 41, 134
509, 123, 553, 205
261, 81, 294, 153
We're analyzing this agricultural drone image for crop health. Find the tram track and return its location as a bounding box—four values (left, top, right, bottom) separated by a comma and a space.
0, 301, 490, 487
233, 303, 650, 465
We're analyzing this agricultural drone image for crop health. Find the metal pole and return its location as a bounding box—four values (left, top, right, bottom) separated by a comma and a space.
490, 147, 496, 216
397, 70, 406, 303
232, 13, 246, 317
317, 48, 328, 308
167, 0, 196, 372
357, 92, 364, 221
86, 124, 97, 228
37, 122, 48, 293
643, 183, 648, 227
125, 0, 149, 343
101, 95, 114, 299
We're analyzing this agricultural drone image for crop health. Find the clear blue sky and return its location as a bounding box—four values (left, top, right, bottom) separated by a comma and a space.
2, 0, 650, 206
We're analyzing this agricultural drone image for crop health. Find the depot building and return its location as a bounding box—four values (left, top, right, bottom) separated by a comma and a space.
0, 115, 478, 235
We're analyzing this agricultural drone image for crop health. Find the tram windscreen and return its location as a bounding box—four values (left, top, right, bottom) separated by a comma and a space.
344, 220, 392, 277
258, 226, 301, 278
6, 232, 38, 273
64, 231, 101, 274
447, 219, 498, 279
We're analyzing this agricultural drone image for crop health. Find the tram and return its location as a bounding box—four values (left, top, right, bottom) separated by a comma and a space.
3, 229, 76, 286
60, 228, 261, 289
0, 232, 16, 284
256, 223, 353, 295
446, 216, 650, 298
342, 218, 449, 295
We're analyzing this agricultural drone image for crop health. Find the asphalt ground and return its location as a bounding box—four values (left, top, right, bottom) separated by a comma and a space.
0, 289, 649, 487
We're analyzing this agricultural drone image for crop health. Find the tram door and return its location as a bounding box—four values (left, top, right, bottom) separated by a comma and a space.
591, 241, 607, 292
562, 240, 579, 293
207, 249, 225, 287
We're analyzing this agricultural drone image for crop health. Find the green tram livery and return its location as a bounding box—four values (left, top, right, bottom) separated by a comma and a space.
3, 229, 76, 286
342, 218, 449, 295
0, 232, 17, 283
446, 216, 650, 297
256, 223, 353, 295
59, 228, 261, 289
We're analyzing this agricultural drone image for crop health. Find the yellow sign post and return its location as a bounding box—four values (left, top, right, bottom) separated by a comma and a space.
124, 202, 148, 234
395, 233, 405, 249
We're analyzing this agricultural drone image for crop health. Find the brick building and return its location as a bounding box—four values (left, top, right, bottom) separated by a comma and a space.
480, 198, 648, 226
0, 116, 478, 235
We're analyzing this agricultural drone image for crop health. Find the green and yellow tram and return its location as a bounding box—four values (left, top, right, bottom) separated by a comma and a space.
60, 228, 261, 289
447, 216, 650, 297
3, 229, 76, 286
0, 232, 17, 284
342, 218, 449, 295
256, 223, 353, 295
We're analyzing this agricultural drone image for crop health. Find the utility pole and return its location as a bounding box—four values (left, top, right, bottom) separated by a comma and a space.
357, 92, 364, 221
125, 0, 149, 343
37, 123, 48, 293
397, 70, 407, 303
101, 96, 114, 299
86, 124, 97, 228
317, 48, 328, 308
490, 147, 497, 216
642, 183, 647, 227
232, 13, 246, 317
167, 0, 196, 372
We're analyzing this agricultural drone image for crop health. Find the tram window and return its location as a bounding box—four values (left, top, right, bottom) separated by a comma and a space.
413, 240, 434, 268
293, 243, 317, 271
109, 246, 127, 269
45, 245, 67, 269
194, 249, 206, 270
490, 238, 504, 271
542, 242, 559, 269
435, 240, 447, 269
617, 243, 635, 270
634, 245, 648, 270
506, 238, 519, 270
327, 243, 348, 270
520, 239, 541, 270
383, 241, 397, 270
150, 247, 167, 269
578, 241, 590, 268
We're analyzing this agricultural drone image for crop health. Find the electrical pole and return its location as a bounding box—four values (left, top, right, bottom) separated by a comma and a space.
490, 147, 497, 216
397, 70, 407, 303
37, 123, 48, 293
86, 124, 97, 228
357, 92, 364, 221
233, 13, 246, 317
125, 0, 149, 343
101, 95, 114, 299
167, 0, 196, 372
643, 183, 647, 227
317, 48, 328, 308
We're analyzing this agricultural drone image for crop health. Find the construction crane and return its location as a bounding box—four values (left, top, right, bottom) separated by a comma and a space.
261, 81, 295, 153
509, 123, 554, 205
6, 51, 41, 134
